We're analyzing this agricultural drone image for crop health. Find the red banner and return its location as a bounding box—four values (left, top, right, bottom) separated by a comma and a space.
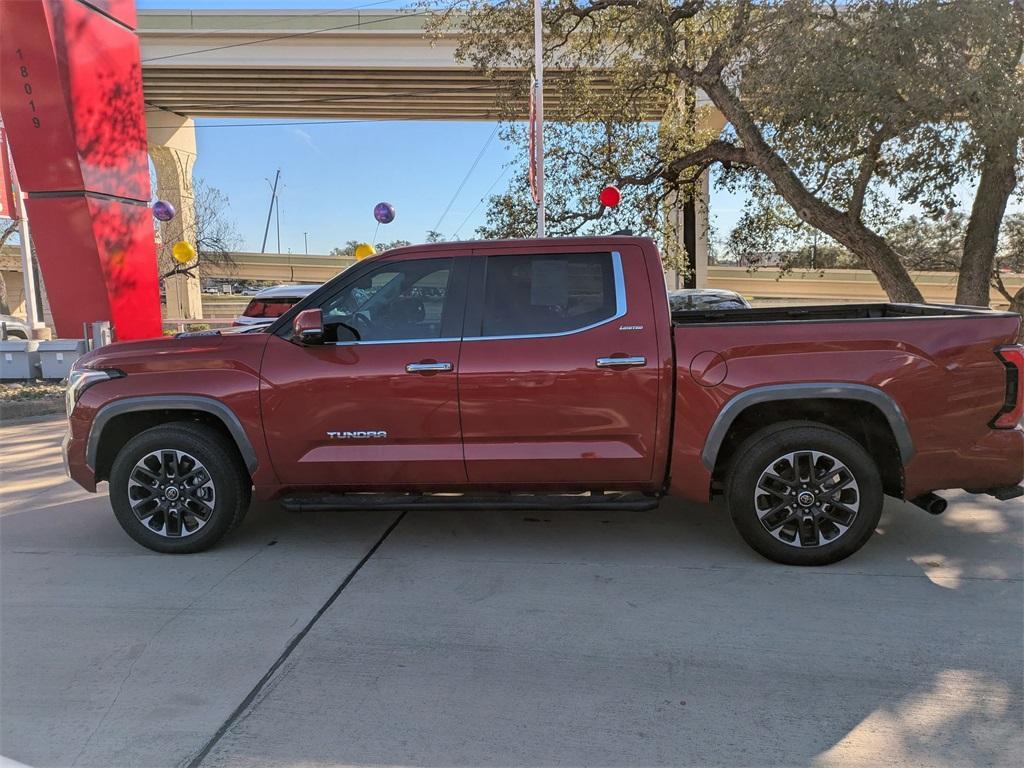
0, 124, 17, 221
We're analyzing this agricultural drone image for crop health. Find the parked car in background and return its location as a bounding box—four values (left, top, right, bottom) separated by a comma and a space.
233, 284, 320, 327
64, 236, 1023, 565
668, 288, 750, 312
0, 314, 30, 339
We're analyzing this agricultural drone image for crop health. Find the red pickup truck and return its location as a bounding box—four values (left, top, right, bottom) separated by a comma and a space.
63, 237, 1024, 565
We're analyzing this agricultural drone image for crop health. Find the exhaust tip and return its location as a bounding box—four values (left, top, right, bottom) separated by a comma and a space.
912, 493, 947, 515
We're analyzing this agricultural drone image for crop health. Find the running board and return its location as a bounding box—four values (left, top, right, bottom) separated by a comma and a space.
280, 491, 660, 513
988, 485, 1024, 501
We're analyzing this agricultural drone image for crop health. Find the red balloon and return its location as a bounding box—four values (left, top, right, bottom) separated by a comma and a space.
599, 185, 621, 207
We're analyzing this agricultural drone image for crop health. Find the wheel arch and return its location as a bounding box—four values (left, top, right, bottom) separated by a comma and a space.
88, 396, 258, 482
704, 384, 913, 498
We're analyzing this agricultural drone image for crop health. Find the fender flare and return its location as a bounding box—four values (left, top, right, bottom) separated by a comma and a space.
701, 383, 915, 471
86, 395, 259, 474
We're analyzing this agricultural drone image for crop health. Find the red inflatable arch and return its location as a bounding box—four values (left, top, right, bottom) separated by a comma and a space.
0, 0, 161, 340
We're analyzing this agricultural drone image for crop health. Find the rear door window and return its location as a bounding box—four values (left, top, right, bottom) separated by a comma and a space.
479, 253, 618, 337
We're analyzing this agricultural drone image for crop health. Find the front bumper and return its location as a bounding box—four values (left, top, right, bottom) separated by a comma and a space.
63, 419, 97, 493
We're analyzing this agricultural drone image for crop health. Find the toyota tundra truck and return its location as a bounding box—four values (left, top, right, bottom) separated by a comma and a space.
62, 237, 1024, 565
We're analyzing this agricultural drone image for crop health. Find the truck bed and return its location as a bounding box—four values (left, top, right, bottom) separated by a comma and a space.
672, 302, 1009, 326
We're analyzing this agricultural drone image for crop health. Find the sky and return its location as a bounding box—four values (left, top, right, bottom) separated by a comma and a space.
186, 118, 522, 254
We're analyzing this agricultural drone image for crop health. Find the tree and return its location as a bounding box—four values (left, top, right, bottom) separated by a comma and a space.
876, 211, 1024, 336
883, 213, 968, 273
439, 0, 1023, 304
158, 180, 241, 280
329, 239, 412, 258
0, 219, 17, 314
994, 215, 1024, 327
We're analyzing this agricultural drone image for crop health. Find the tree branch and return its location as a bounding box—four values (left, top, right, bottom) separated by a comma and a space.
992, 269, 1014, 304
0, 220, 18, 249
704, 0, 751, 78
618, 139, 750, 187
849, 127, 889, 222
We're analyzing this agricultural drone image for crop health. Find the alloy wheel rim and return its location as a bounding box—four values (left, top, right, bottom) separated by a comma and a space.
753, 450, 860, 548
127, 449, 216, 538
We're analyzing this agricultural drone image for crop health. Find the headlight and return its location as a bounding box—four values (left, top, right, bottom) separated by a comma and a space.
65, 368, 122, 415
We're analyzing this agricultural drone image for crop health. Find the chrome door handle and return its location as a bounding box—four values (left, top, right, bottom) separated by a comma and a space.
406, 362, 453, 373
596, 356, 647, 368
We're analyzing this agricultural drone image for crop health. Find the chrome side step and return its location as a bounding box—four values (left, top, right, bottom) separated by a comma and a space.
280, 491, 660, 513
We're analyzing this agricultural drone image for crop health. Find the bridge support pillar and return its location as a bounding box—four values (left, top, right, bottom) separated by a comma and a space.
148, 114, 203, 321
664, 172, 710, 290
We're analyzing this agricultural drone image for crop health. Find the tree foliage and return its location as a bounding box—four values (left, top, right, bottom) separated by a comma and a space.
436, 0, 1023, 304
329, 239, 412, 258
0, 219, 18, 314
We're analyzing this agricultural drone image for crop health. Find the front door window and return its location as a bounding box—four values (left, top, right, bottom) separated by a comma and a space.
321, 258, 453, 342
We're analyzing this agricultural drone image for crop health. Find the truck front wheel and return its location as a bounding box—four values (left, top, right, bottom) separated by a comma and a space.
109, 423, 251, 553
726, 421, 883, 566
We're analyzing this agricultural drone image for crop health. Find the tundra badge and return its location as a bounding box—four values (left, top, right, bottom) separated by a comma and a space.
327, 430, 388, 439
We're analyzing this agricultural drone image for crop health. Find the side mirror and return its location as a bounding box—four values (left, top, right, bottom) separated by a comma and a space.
292, 308, 324, 345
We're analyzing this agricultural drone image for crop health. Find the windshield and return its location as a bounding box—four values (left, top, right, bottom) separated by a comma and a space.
243, 297, 303, 318
669, 293, 747, 311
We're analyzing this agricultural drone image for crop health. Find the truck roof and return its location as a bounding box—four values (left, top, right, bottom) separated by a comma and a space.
378, 235, 658, 259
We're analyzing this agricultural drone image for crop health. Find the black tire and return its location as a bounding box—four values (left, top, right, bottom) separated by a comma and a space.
726, 420, 883, 566
109, 423, 251, 553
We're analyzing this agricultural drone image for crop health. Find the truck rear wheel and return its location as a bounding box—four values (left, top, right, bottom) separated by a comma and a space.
109, 423, 251, 554
725, 421, 883, 566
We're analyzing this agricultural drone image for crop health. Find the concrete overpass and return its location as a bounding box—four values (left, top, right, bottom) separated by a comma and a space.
137, 9, 666, 121
137, 9, 715, 320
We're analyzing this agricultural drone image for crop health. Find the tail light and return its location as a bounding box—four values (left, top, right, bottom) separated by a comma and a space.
992, 345, 1023, 429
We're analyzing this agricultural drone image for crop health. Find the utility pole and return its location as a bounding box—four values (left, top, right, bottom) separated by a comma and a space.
533, 0, 545, 238
275, 191, 281, 254
260, 169, 280, 254
303, 232, 308, 255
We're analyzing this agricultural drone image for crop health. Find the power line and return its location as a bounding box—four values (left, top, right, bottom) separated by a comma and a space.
141, 9, 433, 64
452, 165, 510, 238
432, 123, 499, 233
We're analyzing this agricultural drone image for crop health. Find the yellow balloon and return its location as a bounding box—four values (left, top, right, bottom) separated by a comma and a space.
354, 243, 376, 261
172, 241, 196, 264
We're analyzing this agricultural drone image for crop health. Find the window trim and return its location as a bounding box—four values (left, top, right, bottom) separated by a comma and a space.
463, 250, 626, 342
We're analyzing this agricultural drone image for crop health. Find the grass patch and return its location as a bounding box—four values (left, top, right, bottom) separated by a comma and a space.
0, 381, 65, 402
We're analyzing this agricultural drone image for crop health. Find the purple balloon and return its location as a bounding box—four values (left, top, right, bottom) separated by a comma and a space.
373, 202, 395, 224
153, 200, 176, 222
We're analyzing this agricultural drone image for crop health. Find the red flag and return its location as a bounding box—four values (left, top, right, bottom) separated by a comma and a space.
0, 124, 17, 221
528, 78, 539, 205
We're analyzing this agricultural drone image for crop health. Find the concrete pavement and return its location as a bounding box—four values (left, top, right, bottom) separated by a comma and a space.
1, 416, 1021, 767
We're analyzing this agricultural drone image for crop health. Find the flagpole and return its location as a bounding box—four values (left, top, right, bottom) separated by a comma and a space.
533, 0, 545, 238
